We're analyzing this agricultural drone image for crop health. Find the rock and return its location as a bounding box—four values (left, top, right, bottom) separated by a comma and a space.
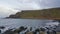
0, 26, 5, 29
2, 29, 14, 34
40, 31, 45, 34
26, 32, 33, 34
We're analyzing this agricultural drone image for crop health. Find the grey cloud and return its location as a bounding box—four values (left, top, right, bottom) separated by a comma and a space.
0, 0, 60, 17
17, 0, 60, 9
39, 0, 60, 8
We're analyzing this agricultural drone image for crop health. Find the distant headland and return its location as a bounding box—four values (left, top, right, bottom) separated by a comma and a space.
6, 7, 60, 20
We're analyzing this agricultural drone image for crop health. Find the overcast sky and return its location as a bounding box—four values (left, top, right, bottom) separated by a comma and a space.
0, 0, 60, 18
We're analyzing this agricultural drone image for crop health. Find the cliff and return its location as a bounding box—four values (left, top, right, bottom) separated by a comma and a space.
8, 7, 60, 19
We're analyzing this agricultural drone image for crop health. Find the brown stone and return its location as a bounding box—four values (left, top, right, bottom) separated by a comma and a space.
26, 32, 33, 34
39, 31, 45, 34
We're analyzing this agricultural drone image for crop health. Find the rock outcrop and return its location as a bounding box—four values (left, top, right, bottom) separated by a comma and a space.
8, 7, 60, 19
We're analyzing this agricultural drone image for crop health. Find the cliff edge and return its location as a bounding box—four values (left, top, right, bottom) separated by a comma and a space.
7, 7, 60, 19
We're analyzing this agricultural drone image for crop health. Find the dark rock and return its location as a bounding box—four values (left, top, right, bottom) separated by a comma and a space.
0, 26, 5, 29
52, 20, 57, 22
2, 29, 14, 34
54, 19, 60, 22
35, 28, 40, 32
40, 28, 45, 32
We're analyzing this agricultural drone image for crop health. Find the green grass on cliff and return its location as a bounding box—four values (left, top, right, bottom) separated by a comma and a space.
9, 7, 60, 19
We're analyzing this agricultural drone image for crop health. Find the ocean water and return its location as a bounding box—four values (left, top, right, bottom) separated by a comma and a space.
0, 19, 59, 33
0, 19, 59, 28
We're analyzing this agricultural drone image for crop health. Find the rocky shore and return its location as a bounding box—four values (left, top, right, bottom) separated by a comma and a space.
0, 22, 60, 34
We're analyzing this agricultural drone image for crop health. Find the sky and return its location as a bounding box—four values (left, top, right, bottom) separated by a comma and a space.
0, 0, 60, 18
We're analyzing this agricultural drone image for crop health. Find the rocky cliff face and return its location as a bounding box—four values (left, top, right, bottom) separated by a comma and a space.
8, 7, 60, 19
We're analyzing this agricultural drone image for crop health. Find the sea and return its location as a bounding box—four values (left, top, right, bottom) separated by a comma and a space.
0, 19, 59, 33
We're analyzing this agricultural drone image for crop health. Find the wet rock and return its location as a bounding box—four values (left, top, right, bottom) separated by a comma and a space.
0, 26, 5, 29
40, 28, 45, 32
33, 31, 37, 34
35, 28, 40, 32
2, 29, 14, 34
0, 30, 1, 33
52, 20, 57, 22
54, 19, 60, 22
13, 26, 27, 34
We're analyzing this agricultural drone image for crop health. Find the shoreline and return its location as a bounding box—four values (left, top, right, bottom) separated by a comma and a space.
3, 17, 60, 20
3, 17, 54, 20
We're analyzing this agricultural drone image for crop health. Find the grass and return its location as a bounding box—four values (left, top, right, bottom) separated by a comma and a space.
9, 7, 60, 20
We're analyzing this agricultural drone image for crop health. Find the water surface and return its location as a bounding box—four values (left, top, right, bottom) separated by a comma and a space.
0, 19, 59, 28
0, 19, 59, 33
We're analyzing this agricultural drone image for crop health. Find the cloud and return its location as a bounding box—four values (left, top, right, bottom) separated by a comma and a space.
0, 0, 40, 10
15, 0, 60, 9
0, 0, 60, 17
40, 0, 60, 8
11, 0, 41, 10
13, 2, 40, 10
0, 6, 17, 17
0, 0, 60, 10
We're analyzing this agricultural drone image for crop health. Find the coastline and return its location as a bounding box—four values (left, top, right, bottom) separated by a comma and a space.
5, 17, 60, 20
